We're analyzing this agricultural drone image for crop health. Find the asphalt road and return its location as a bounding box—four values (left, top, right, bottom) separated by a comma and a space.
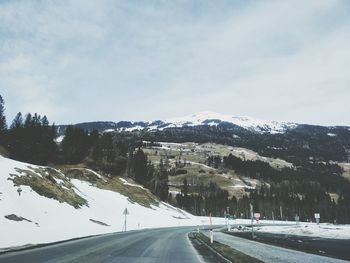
229, 231, 350, 261
0, 227, 206, 263
205, 230, 349, 263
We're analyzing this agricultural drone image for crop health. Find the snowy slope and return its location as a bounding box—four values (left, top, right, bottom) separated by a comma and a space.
0, 156, 221, 250
162, 111, 297, 134
106, 111, 297, 134
65, 112, 299, 135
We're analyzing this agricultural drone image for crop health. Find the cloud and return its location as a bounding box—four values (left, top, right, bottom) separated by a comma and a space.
0, 0, 349, 125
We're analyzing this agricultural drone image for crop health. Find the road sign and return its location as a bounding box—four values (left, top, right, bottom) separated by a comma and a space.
295, 215, 300, 223
123, 208, 129, 232
209, 213, 213, 243
314, 213, 320, 225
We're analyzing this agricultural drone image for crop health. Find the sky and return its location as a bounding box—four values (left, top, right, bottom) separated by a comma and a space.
0, 0, 349, 126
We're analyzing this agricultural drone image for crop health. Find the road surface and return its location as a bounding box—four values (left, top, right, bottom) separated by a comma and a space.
203, 230, 349, 263
230, 231, 350, 261
0, 227, 205, 263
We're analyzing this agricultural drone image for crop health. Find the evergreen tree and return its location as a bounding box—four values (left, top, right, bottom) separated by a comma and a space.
8, 112, 57, 164
61, 126, 89, 164
0, 95, 7, 145
132, 148, 148, 184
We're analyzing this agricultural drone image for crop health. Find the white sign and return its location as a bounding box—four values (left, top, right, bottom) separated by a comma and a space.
254, 213, 261, 219
314, 213, 320, 219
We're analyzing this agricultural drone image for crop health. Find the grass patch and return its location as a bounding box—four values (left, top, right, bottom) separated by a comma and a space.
10, 163, 160, 209
9, 167, 88, 209
61, 167, 159, 208
194, 232, 262, 263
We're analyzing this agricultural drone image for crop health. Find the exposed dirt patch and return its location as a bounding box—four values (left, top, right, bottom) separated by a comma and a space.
5, 214, 32, 223
89, 219, 110, 226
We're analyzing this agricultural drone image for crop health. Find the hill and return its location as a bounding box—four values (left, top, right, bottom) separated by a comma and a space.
0, 155, 204, 251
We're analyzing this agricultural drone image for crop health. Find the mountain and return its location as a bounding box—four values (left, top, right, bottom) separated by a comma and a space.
56, 111, 350, 164
162, 111, 298, 134
57, 111, 299, 135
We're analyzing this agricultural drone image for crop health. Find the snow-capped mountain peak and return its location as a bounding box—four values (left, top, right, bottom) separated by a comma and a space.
162, 111, 297, 134
58, 111, 298, 135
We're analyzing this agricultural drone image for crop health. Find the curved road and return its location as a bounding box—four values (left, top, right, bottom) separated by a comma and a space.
0, 227, 204, 263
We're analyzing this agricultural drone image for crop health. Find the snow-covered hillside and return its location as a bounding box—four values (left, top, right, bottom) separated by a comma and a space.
113, 111, 297, 134
0, 156, 217, 251
162, 111, 297, 134
63, 111, 298, 135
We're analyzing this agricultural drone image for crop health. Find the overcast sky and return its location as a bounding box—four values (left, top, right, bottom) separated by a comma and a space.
1, 0, 349, 126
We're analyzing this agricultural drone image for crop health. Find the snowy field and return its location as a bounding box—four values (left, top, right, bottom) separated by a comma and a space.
225, 219, 350, 239
253, 222, 350, 239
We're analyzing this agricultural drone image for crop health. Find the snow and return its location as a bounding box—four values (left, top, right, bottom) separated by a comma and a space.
327, 133, 337, 137
0, 155, 224, 251
124, 126, 144, 132
254, 222, 350, 239
103, 128, 115, 133
225, 219, 350, 240
55, 135, 64, 143
119, 178, 145, 189
101, 111, 300, 134
162, 111, 297, 134
84, 168, 102, 179
232, 184, 255, 189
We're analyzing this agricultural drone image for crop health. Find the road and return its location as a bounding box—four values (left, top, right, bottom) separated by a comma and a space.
230, 231, 350, 261
0, 227, 205, 263
203, 230, 349, 263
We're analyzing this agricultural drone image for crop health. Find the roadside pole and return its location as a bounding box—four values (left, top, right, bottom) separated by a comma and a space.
280, 206, 283, 222
295, 215, 300, 225
226, 206, 230, 231
250, 203, 254, 239
272, 211, 275, 224
209, 213, 213, 244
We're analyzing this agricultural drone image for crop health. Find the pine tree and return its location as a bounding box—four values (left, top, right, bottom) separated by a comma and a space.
8, 112, 57, 164
0, 95, 7, 144
133, 148, 148, 185
61, 126, 90, 164
8, 112, 24, 159
10, 112, 23, 129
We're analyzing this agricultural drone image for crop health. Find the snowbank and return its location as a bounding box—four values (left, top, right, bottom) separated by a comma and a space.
254, 223, 350, 239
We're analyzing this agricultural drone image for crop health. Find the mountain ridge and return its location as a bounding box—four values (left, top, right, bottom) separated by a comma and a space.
57, 111, 304, 135
57, 111, 350, 137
